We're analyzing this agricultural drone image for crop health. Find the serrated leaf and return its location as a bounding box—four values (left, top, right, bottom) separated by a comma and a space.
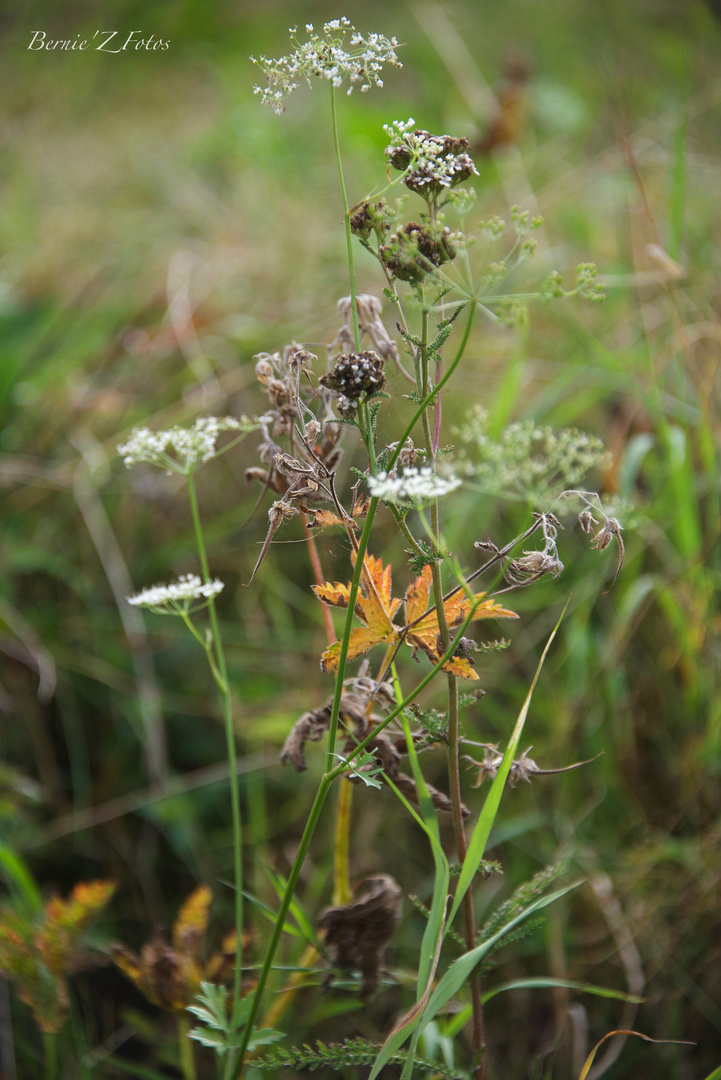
402, 567, 518, 681
189, 1029, 228, 1051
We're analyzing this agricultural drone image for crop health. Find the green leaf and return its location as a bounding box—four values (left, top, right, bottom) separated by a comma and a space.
422, 882, 582, 1028
481, 977, 645, 1004
0, 843, 43, 918
447, 601, 569, 930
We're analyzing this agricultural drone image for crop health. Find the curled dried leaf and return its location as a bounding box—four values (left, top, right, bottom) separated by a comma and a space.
318, 874, 402, 998
281, 692, 371, 773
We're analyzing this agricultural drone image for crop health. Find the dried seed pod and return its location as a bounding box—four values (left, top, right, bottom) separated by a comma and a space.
380, 220, 456, 282
319, 351, 386, 400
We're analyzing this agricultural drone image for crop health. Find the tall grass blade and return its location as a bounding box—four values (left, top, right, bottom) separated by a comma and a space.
447, 600, 570, 929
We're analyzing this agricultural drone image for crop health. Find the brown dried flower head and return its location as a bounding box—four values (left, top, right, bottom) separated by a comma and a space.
319, 351, 386, 400
380, 220, 456, 282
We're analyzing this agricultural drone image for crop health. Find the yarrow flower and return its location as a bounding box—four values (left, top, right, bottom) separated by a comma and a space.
117, 416, 254, 474
127, 574, 224, 613
384, 120, 479, 196
368, 466, 461, 505
251, 18, 402, 114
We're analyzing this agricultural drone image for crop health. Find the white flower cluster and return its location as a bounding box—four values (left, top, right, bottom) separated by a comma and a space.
251, 17, 402, 114
384, 120, 479, 190
127, 574, 224, 611
118, 416, 252, 474
368, 466, 461, 505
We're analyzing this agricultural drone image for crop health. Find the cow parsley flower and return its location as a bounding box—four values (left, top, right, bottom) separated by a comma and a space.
368, 466, 461, 506
251, 18, 402, 114
127, 574, 224, 613
118, 416, 255, 475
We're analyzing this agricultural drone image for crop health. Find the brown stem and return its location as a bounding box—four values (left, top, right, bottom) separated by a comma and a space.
302, 511, 335, 644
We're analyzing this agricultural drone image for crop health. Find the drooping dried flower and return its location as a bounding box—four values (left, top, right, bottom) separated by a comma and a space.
318, 874, 402, 998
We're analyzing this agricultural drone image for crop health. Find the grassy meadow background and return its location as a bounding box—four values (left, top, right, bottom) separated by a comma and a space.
1, 0, 720, 1076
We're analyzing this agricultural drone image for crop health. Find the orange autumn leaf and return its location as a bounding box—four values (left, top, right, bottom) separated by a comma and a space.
313, 556, 517, 679
312, 554, 401, 672
403, 565, 519, 680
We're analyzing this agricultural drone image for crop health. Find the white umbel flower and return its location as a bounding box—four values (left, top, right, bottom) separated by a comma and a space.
118, 416, 253, 474
251, 18, 401, 114
127, 574, 224, 612
368, 466, 461, 505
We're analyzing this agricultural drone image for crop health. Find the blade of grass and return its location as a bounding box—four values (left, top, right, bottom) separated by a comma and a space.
372, 881, 581, 1075
423, 881, 582, 1028
0, 843, 43, 918
481, 978, 645, 1004
447, 599, 570, 929
576, 1030, 695, 1080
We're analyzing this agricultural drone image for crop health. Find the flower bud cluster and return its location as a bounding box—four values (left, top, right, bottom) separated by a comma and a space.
319, 351, 386, 403
380, 220, 457, 283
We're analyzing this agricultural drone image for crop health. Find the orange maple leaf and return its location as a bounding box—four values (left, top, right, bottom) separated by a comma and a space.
313, 556, 518, 679
403, 565, 518, 679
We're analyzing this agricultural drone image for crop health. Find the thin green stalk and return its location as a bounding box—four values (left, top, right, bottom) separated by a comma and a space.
43, 1033, 57, 1080
185, 474, 243, 1039
178, 1014, 197, 1080
331, 85, 361, 352
386, 303, 475, 476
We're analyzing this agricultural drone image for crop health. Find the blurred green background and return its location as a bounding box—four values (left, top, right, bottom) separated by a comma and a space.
1, 0, 720, 1077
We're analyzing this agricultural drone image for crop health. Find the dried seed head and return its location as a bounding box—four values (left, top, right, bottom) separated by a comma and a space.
319, 351, 386, 400
305, 420, 321, 445
384, 124, 479, 195
286, 345, 316, 375
578, 506, 599, 534
380, 220, 457, 282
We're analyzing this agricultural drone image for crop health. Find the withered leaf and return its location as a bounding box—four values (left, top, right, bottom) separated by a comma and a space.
281, 692, 370, 773
312, 554, 401, 673
308, 508, 356, 530
318, 874, 402, 998
111, 939, 202, 1012
403, 565, 519, 680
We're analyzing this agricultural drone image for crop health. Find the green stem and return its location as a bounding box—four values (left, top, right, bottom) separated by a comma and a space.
178, 1014, 197, 1080
185, 475, 243, 1035
43, 1033, 57, 1080
180, 610, 226, 693
387, 303, 476, 476
331, 85, 361, 352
